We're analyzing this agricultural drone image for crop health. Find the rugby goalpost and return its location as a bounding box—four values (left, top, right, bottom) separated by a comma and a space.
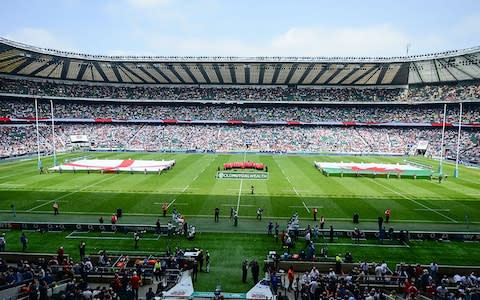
34, 98, 58, 171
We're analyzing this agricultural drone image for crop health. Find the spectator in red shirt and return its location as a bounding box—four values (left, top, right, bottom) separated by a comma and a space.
131, 271, 141, 300
287, 266, 295, 291
384, 208, 391, 223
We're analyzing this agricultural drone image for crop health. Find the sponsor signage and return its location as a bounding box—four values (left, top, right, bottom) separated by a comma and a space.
192, 292, 246, 299
0, 222, 165, 233
216, 172, 268, 180
0, 222, 478, 242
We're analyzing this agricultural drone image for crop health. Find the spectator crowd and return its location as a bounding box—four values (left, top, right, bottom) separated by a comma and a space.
0, 78, 479, 162
0, 122, 479, 163
1, 98, 480, 124
1, 78, 480, 103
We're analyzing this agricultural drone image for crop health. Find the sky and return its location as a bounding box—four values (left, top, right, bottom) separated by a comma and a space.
1, 0, 480, 58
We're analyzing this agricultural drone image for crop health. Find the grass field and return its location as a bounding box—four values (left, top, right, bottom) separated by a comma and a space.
0, 152, 479, 292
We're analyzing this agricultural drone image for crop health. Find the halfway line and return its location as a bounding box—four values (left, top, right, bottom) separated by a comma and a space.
236, 180, 243, 214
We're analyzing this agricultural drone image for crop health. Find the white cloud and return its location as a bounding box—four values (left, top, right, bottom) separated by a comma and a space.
5, 28, 74, 52
126, 0, 171, 9
108, 49, 157, 56
133, 34, 262, 57
270, 25, 411, 57
453, 14, 480, 35
134, 25, 414, 57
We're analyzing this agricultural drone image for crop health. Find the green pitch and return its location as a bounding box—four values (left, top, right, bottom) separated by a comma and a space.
0, 152, 479, 292
1, 152, 479, 229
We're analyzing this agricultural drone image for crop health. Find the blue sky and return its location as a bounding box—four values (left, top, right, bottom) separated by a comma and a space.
1, 0, 480, 57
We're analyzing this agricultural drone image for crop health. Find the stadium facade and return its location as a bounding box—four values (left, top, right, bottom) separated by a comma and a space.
1, 37, 480, 86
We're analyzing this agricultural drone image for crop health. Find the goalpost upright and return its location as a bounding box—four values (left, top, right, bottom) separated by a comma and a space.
438, 103, 447, 176
50, 99, 57, 166
34, 98, 42, 171
454, 102, 463, 178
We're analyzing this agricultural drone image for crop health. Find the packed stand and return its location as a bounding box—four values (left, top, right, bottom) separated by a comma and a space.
408, 83, 480, 102
1, 98, 480, 124
1, 77, 480, 103
0, 78, 405, 102
1, 123, 478, 163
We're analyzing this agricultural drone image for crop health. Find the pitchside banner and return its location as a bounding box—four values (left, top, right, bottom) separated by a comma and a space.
216, 171, 268, 180
0, 222, 166, 234
0, 222, 478, 241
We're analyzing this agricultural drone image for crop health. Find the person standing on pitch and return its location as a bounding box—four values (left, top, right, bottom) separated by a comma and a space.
320, 215, 325, 230
377, 216, 384, 230
214, 207, 220, 223
251, 260, 260, 284
251, 185, 254, 194
384, 208, 391, 223
79, 241, 86, 261
20, 232, 28, 251
0, 233, 6, 252
313, 208, 318, 221
329, 225, 334, 243
205, 250, 210, 272
134, 231, 140, 249
53, 202, 59, 215
256, 208, 263, 221
242, 259, 248, 283
156, 218, 161, 234
162, 203, 168, 217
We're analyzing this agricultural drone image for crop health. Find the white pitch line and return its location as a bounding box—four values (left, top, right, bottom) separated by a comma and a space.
274, 157, 310, 213
414, 208, 450, 211
154, 202, 187, 205
302, 200, 310, 214
236, 179, 243, 214
0, 169, 36, 180
276, 160, 311, 214
34, 200, 68, 205
0, 183, 26, 187
65, 231, 75, 239
289, 206, 323, 209
177, 163, 208, 193
292, 185, 310, 214
167, 198, 177, 208
66, 235, 161, 241
27, 175, 115, 212
313, 242, 409, 248
368, 179, 458, 223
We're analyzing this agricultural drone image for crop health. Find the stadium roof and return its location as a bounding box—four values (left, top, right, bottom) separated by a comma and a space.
1, 37, 480, 86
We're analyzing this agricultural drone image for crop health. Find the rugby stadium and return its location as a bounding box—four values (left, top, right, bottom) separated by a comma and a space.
0, 36, 479, 299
